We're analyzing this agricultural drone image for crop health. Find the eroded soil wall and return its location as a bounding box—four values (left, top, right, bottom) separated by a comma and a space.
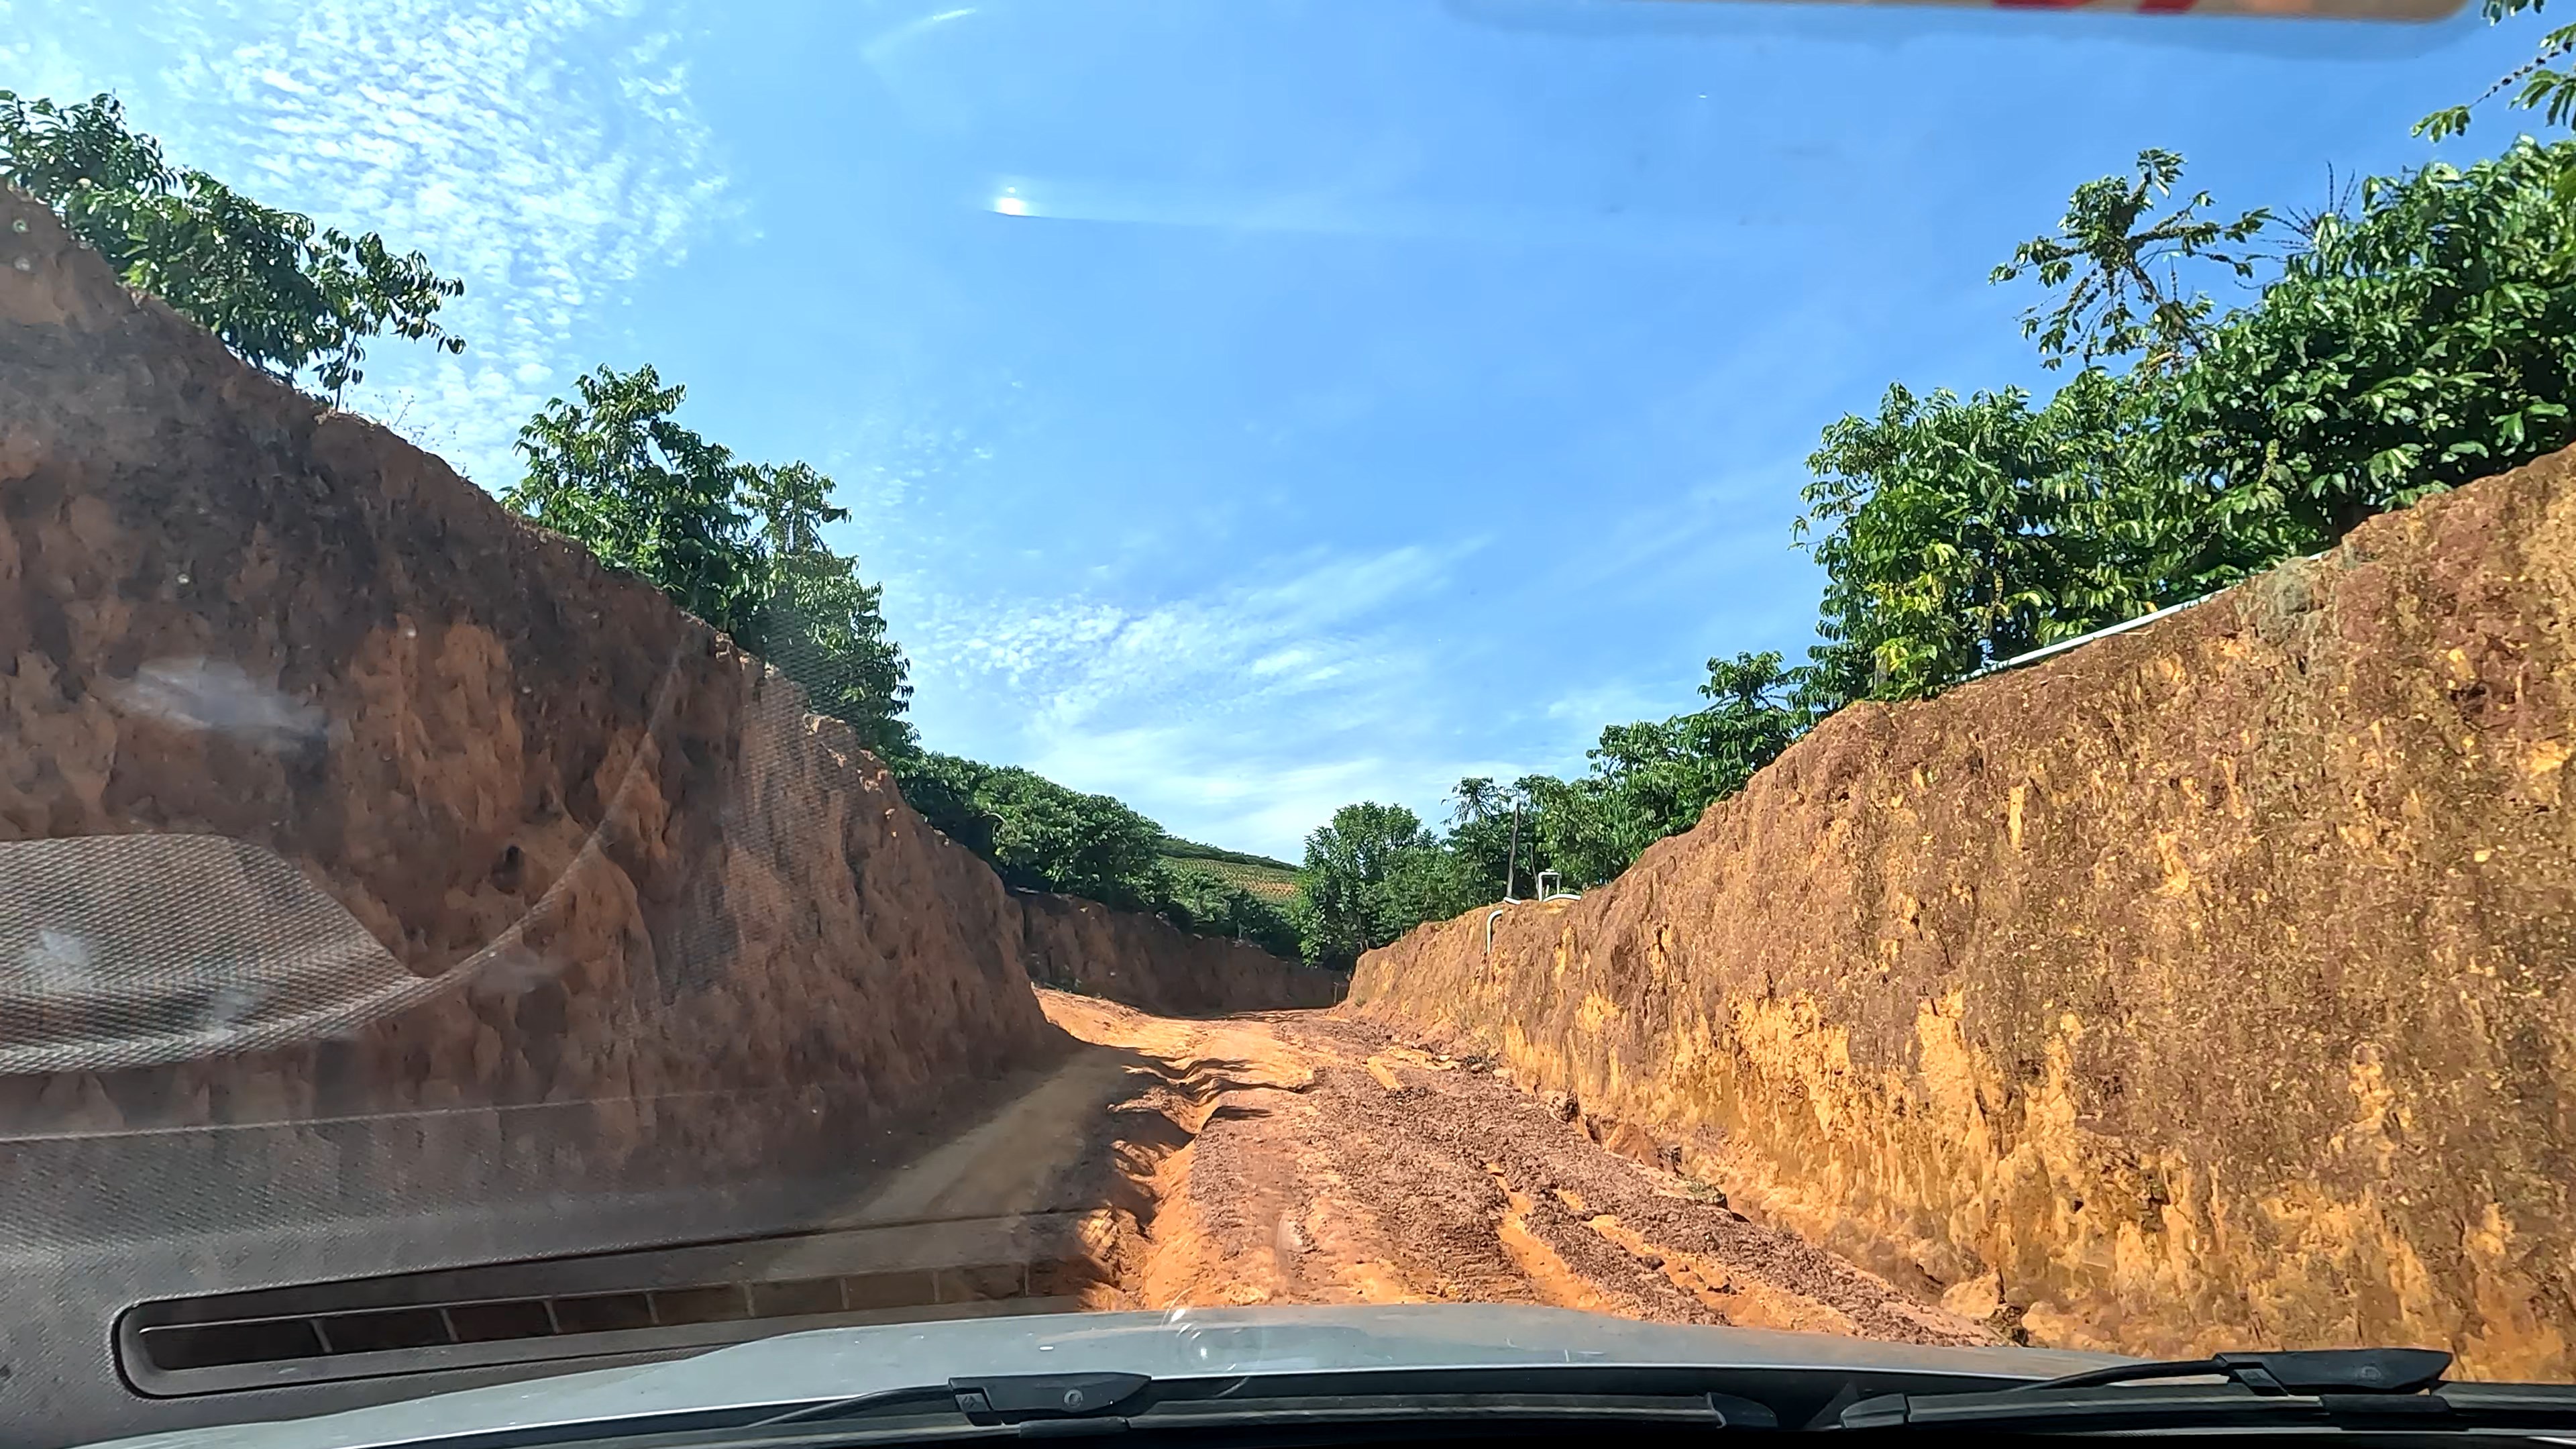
1, 186, 1072, 1208
1020, 892, 1344, 1016
1350, 451, 2576, 1376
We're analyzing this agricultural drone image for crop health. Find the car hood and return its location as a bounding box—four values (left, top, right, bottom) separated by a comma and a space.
91, 1305, 2129, 1449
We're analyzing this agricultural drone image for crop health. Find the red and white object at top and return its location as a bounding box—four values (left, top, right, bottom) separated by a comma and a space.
1736, 0, 2465, 18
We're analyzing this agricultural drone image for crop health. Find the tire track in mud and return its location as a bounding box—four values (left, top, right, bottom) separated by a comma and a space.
1038, 991, 1990, 1346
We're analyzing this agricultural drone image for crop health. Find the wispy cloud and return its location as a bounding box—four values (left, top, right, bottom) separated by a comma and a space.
54, 0, 729, 484
0, 2, 97, 100
908, 543, 1457, 725
897, 541, 1542, 857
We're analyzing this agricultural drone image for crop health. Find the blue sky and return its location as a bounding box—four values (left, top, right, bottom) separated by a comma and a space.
4, 0, 2536, 857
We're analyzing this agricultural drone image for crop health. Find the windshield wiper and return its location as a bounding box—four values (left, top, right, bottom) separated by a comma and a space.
742, 1368, 1778, 1437
1839, 1348, 2576, 1434
2001, 1347, 2452, 1397
745, 1373, 1157, 1428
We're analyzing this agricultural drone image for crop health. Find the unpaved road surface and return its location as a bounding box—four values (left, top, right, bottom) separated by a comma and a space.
1029, 991, 1991, 1345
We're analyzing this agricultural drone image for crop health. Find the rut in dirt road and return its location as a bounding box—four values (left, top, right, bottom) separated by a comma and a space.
1041, 991, 1992, 1346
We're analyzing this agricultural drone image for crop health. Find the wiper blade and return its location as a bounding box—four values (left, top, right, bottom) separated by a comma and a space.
739, 1381, 1057, 1429
1844, 1383, 2452, 1432
1842, 1347, 2576, 1434
745, 1373, 1157, 1428
747, 1369, 1776, 1434
2004, 1347, 2453, 1396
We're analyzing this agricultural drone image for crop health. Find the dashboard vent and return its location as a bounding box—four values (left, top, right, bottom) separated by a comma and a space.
117, 1214, 1099, 1396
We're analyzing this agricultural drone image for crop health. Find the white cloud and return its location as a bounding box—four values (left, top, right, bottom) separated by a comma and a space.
898, 542, 1538, 857
111, 0, 729, 484
910, 543, 1455, 727
0, 1, 105, 104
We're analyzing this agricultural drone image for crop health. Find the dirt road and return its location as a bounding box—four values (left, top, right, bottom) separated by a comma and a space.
1030, 990, 1992, 1346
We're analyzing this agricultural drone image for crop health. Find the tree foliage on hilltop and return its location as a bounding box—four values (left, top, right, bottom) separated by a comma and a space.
501, 368, 1297, 955
1529, 651, 1809, 886
1291, 651, 1808, 969
2159, 141, 2576, 545
502, 363, 918, 759
902, 753, 1301, 958
896, 753, 1164, 904
0, 91, 466, 400
1811, 139, 2576, 702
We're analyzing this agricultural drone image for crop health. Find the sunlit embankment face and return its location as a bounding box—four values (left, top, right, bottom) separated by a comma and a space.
1352, 449, 2576, 1377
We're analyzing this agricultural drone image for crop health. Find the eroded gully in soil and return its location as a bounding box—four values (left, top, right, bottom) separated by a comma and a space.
1026, 989, 1992, 1345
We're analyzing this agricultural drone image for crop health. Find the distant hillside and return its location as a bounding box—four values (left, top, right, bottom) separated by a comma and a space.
1158, 836, 1297, 871
1158, 836, 1301, 902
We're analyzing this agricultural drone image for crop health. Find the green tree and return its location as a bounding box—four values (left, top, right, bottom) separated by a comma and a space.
747, 462, 916, 757
2418, 0, 2576, 143
1444, 775, 1528, 903
1525, 774, 1624, 892
896, 752, 1004, 858
1798, 141, 2576, 705
1292, 651, 1817, 963
1523, 651, 1810, 883
1797, 371, 2173, 699
504, 364, 916, 753
1295, 802, 1442, 969
1448, 777, 1503, 826
507, 364, 770, 633
1155, 865, 1302, 959
2157, 140, 2576, 545
898, 755, 1139, 901
0, 90, 466, 399
1990, 147, 2269, 374
973, 767, 1168, 908
896, 751, 1299, 951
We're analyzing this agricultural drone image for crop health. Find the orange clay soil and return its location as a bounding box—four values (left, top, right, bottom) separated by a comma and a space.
1035, 989, 1993, 1344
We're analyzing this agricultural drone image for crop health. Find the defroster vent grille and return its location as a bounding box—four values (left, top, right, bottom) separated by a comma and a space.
117, 1214, 1100, 1396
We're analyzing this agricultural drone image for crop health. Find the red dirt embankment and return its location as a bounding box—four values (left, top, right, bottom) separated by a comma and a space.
0, 186, 1315, 1219
1022, 892, 1344, 1015
1350, 452, 2576, 1377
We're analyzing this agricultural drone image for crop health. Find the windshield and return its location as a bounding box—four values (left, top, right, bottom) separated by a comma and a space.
5, 0, 2573, 1442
